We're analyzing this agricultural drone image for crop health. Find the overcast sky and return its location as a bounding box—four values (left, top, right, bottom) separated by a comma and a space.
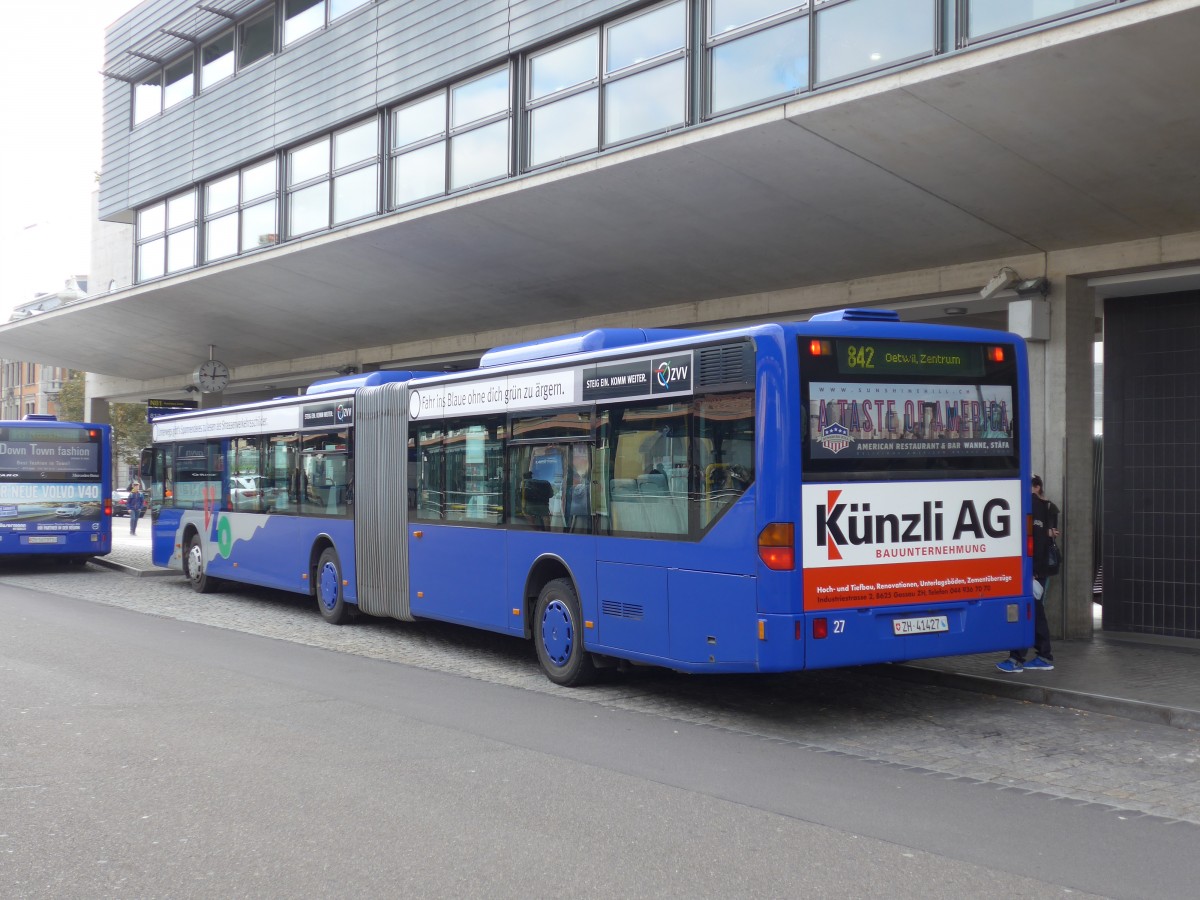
0, 1, 136, 314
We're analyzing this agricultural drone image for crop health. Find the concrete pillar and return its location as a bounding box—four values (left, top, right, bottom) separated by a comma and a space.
83, 374, 111, 425
1040, 274, 1096, 640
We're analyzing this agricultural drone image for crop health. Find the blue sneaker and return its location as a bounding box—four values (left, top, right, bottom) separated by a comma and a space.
1024, 656, 1055, 671
996, 658, 1023, 673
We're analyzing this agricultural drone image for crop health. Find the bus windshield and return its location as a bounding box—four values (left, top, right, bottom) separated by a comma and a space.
800, 336, 1019, 477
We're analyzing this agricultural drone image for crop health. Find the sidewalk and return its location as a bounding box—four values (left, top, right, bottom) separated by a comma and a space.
889, 618, 1200, 731
92, 531, 1200, 731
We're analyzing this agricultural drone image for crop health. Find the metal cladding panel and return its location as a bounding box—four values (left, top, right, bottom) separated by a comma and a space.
508, 0, 636, 51
376, 0, 511, 102
354, 381, 413, 620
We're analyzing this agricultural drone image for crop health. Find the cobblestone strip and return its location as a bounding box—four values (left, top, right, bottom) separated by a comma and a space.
5, 563, 1199, 825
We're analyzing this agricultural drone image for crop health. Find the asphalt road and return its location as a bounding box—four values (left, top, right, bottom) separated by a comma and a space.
3, 578, 1199, 899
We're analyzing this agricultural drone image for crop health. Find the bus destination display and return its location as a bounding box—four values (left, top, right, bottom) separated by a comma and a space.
836, 340, 986, 377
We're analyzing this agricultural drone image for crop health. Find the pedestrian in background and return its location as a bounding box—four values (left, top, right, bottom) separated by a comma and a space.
997, 474, 1059, 673
127, 483, 146, 536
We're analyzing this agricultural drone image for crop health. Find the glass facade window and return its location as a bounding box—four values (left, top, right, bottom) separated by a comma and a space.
332, 119, 380, 224
392, 142, 445, 207
134, 72, 162, 124
204, 158, 279, 262
709, 15, 809, 114
451, 69, 510, 129
527, 34, 599, 168
390, 68, 511, 206
529, 91, 599, 168
136, 190, 197, 281
240, 9, 276, 68
530, 33, 598, 101
330, 0, 372, 19
283, 0, 371, 45
163, 57, 194, 109
606, 1, 687, 73
285, 0, 326, 45
968, 0, 1107, 39
711, 0, 807, 34
450, 119, 509, 190
602, 1, 688, 147
815, 0, 935, 84
288, 137, 331, 236
287, 119, 379, 236
201, 31, 235, 89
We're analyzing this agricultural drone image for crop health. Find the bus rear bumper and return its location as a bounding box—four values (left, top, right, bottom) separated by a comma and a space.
793, 597, 1036, 671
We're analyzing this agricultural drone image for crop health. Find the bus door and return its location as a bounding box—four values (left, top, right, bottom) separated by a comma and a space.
407, 418, 508, 629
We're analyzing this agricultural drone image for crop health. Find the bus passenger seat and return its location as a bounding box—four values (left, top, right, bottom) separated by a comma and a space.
610, 479, 643, 533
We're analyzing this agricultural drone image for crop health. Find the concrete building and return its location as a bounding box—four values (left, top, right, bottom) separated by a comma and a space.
2, 0, 1199, 643
1, 279, 85, 419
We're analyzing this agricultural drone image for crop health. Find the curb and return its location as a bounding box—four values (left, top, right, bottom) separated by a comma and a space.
886, 662, 1200, 732
89, 558, 180, 578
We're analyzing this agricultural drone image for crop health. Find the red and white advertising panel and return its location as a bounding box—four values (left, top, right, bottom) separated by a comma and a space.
801, 479, 1024, 611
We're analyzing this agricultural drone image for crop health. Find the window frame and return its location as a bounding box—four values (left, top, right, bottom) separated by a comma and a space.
135, 188, 198, 282
204, 156, 281, 263
388, 65, 512, 209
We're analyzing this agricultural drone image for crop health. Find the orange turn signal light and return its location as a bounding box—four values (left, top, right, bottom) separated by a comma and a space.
758, 522, 795, 571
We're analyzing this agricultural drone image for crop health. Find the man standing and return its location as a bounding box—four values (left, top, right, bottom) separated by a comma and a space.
997, 474, 1059, 672
127, 484, 146, 536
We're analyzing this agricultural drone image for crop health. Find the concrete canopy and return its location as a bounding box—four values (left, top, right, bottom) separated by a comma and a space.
2, 2, 1197, 384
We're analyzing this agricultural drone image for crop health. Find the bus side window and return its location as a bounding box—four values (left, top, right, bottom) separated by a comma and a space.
300, 431, 350, 518
607, 401, 689, 538
265, 432, 299, 515
412, 425, 445, 521
696, 392, 755, 530
508, 444, 559, 531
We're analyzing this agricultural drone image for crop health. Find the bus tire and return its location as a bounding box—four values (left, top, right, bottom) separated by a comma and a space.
534, 578, 596, 687
315, 546, 348, 625
184, 533, 218, 594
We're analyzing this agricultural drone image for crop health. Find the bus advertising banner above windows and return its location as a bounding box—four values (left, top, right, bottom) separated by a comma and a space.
409, 351, 693, 420
807, 382, 1015, 459
800, 478, 1023, 611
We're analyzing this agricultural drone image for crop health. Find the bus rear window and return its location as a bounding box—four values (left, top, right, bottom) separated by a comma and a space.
801, 336, 1019, 476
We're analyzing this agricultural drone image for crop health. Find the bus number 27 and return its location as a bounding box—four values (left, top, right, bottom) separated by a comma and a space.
833, 619, 845, 634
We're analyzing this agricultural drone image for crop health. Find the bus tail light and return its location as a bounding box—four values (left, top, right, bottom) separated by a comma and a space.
988, 346, 1006, 363
104, 497, 112, 516
809, 339, 832, 356
812, 617, 828, 639
758, 522, 795, 570
1026, 513, 1034, 557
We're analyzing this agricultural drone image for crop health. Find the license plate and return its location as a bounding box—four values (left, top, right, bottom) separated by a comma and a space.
893, 615, 948, 636
26, 536, 61, 544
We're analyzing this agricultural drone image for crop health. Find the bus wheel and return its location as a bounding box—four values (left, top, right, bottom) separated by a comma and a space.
184, 533, 218, 594
534, 578, 596, 687
316, 547, 348, 625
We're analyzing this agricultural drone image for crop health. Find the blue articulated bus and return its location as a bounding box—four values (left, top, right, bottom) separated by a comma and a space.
0, 416, 113, 563
146, 310, 1034, 684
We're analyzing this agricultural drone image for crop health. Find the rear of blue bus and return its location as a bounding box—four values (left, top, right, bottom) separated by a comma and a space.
754, 317, 1034, 671
0, 421, 112, 562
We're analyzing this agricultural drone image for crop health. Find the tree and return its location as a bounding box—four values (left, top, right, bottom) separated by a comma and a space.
56, 370, 85, 422
111, 401, 152, 483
